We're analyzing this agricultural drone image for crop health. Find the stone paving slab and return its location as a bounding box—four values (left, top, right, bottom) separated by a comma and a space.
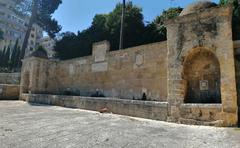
0, 101, 240, 148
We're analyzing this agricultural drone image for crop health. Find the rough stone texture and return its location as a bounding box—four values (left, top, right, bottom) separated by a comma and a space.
179, 104, 223, 126
92, 40, 110, 62
21, 42, 168, 101
1, 101, 240, 148
0, 73, 20, 84
22, 94, 168, 121
180, 1, 217, 16
166, 6, 238, 126
19, 6, 239, 127
0, 84, 19, 100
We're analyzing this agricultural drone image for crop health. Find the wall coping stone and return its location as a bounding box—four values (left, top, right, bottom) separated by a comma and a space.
0, 84, 20, 87
0, 73, 20, 85
165, 6, 231, 25
0, 73, 20, 75
181, 103, 222, 109
43, 41, 167, 63
22, 93, 169, 107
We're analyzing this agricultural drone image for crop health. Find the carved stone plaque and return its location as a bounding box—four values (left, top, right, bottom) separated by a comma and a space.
94, 46, 106, 62
200, 80, 208, 91
135, 54, 144, 66
78, 59, 86, 65
92, 62, 108, 72
93, 41, 110, 62
69, 64, 74, 75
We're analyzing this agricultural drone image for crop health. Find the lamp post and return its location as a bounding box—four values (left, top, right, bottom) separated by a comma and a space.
119, 0, 125, 50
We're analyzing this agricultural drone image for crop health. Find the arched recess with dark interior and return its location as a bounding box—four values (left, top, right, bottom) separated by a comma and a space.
183, 48, 221, 103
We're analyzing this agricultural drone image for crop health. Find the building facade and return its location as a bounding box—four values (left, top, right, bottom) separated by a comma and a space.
0, 0, 43, 55
24, 24, 43, 57
39, 36, 56, 58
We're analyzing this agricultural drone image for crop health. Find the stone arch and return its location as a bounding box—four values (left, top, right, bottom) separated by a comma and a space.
183, 47, 221, 103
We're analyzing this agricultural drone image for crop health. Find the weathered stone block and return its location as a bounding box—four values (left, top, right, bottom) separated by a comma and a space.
0, 84, 19, 100
24, 94, 168, 121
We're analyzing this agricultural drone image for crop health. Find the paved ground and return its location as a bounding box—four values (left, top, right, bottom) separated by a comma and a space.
0, 101, 240, 148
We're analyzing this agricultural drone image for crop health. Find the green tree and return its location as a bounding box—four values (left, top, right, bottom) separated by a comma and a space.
54, 4, 183, 60
106, 2, 145, 50
0, 50, 3, 68
153, 7, 183, 39
54, 32, 79, 60
3, 46, 11, 68
0, 47, 6, 67
0, 29, 4, 40
10, 40, 21, 70
54, 2, 146, 59
16, 0, 62, 59
220, 0, 240, 40
90, 14, 109, 42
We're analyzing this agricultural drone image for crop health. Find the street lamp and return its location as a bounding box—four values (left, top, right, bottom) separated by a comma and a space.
119, 0, 125, 50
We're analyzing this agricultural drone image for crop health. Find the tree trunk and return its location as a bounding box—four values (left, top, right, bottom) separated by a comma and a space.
20, 0, 38, 59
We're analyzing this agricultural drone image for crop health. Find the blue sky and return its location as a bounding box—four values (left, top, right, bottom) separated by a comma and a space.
53, 0, 219, 33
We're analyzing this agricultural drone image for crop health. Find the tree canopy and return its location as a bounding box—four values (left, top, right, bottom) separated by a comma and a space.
220, 0, 240, 40
54, 2, 183, 60
0, 29, 4, 40
153, 7, 183, 38
0, 40, 21, 72
15, 0, 62, 38
16, 0, 62, 59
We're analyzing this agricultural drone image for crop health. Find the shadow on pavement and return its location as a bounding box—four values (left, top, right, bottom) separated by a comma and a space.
28, 102, 51, 107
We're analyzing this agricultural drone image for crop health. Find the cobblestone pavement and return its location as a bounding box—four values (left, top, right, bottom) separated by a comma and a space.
0, 101, 240, 148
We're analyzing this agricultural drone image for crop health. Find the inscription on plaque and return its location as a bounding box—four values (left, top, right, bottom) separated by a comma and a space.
200, 80, 208, 91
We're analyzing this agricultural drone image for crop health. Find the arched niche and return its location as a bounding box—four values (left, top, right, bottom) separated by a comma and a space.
183, 48, 221, 103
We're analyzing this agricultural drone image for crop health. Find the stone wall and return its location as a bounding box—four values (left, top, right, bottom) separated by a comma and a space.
0, 73, 20, 100
0, 73, 20, 84
20, 6, 239, 127
179, 104, 223, 126
21, 41, 168, 102
166, 6, 238, 126
22, 94, 168, 121
0, 84, 19, 100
